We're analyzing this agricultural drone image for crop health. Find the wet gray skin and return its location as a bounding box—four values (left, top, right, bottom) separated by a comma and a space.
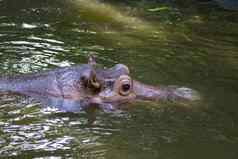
0, 57, 200, 112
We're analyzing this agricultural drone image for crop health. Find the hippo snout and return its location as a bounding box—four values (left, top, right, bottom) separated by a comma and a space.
173, 87, 201, 101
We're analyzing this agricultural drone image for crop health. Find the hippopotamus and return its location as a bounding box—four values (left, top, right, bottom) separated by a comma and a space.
0, 56, 199, 112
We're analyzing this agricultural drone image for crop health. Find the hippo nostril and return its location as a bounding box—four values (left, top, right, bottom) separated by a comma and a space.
174, 87, 201, 101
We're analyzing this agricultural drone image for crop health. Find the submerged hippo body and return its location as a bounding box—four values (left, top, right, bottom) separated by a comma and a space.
0, 57, 199, 112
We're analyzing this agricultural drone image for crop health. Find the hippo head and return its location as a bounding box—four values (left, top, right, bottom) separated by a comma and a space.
80, 57, 200, 111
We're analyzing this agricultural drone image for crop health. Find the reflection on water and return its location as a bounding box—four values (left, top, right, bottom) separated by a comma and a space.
73, 0, 153, 30
0, 0, 238, 158
70, 0, 167, 47
0, 94, 124, 158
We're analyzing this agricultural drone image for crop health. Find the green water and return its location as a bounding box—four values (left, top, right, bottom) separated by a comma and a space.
0, 0, 238, 158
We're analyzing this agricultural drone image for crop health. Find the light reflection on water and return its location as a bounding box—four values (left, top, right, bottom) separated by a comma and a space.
0, 0, 238, 158
0, 94, 125, 158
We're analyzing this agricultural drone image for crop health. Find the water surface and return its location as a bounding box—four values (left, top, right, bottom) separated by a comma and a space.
0, 0, 238, 158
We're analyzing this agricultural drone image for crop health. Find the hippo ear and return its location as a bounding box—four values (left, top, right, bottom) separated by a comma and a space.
88, 54, 97, 66
80, 68, 101, 91
89, 71, 101, 90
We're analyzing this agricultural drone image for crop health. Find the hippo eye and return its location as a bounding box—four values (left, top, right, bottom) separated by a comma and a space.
122, 84, 130, 92
119, 83, 131, 96
114, 75, 133, 96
